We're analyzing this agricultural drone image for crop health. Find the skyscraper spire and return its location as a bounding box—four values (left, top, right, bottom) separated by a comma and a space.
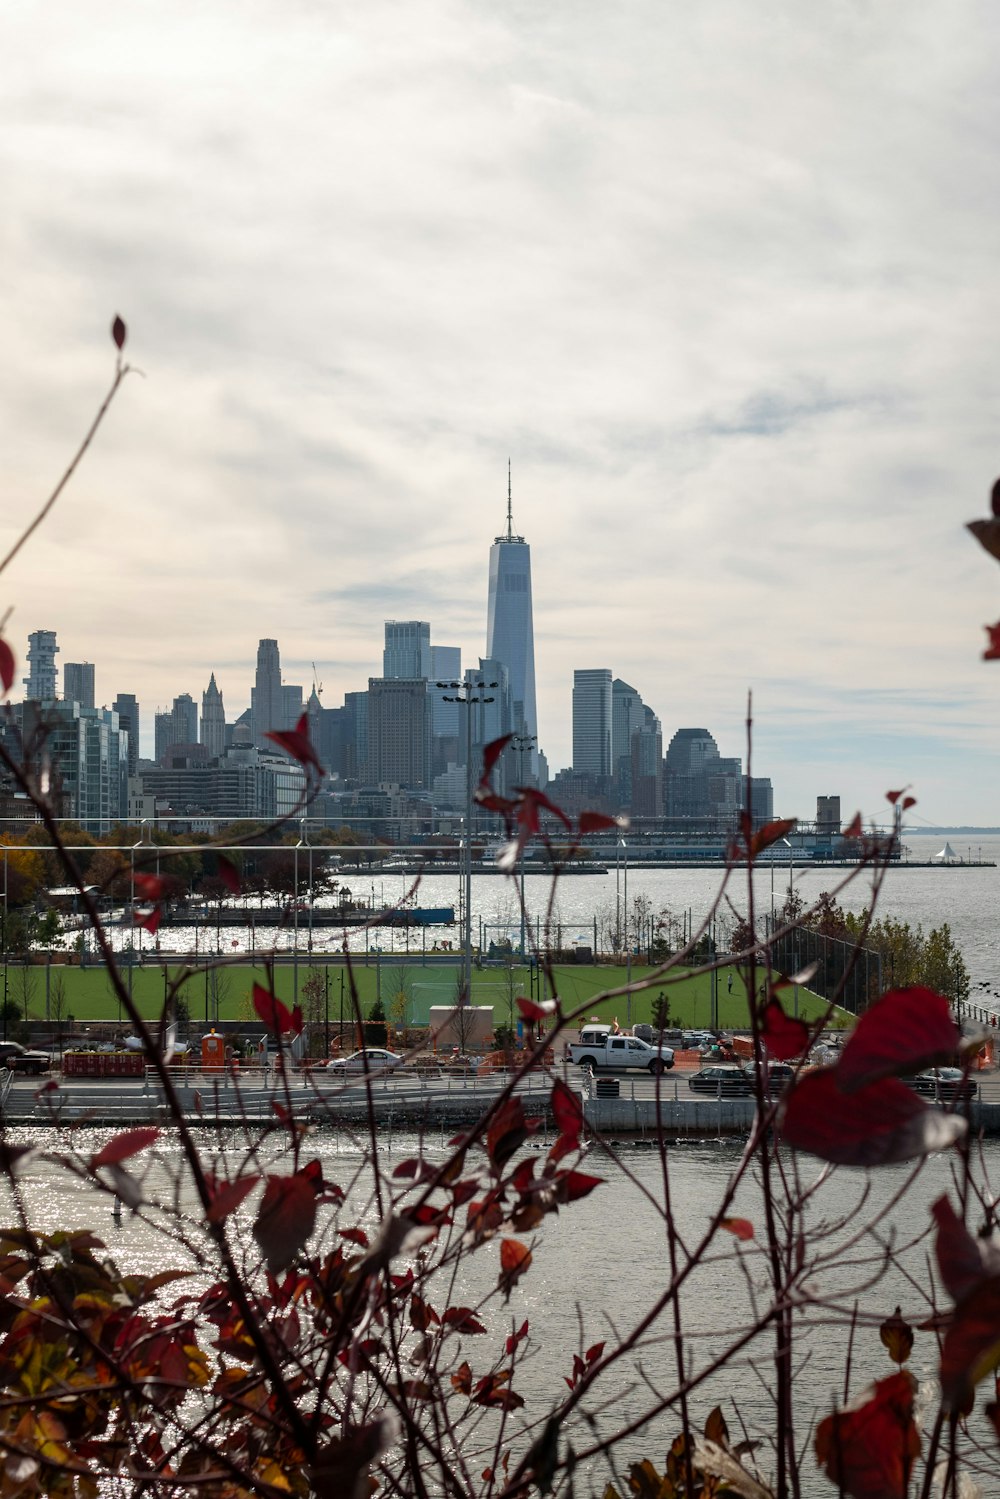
507, 459, 513, 541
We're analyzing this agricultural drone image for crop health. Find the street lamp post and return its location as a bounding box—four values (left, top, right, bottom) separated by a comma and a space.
510, 732, 536, 959
782, 837, 793, 910
438, 678, 497, 1001
293, 819, 308, 1008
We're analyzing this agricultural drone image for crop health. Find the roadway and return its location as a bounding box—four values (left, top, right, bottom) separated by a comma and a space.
9, 1062, 1000, 1109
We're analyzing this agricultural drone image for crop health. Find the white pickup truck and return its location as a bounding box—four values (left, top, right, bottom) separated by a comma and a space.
568, 1025, 675, 1076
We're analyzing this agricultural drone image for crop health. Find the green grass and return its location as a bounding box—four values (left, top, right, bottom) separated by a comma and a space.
18, 957, 852, 1030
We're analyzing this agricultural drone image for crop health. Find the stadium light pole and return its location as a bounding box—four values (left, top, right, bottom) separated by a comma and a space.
438, 679, 497, 1001
510, 732, 536, 958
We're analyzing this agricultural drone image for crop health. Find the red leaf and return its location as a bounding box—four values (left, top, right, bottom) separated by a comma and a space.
486, 1098, 538, 1170
136, 906, 162, 935
264, 713, 323, 773
451, 1361, 473, 1396
516, 996, 556, 1022
505, 1319, 529, 1354
550, 1077, 583, 1143
253, 983, 298, 1036
842, 812, 863, 839
879, 1308, 914, 1366
216, 855, 242, 895
442, 1307, 487, 1334
984, 622, 1000, 661
0, 639, 14, 696
886, 789, 905, 805
815, 1370, 920, 1499
91, 1128, 160, 1169
721, 1217, 755, 1241
510, 1159, 535, 1194
748, 818, 797, 860
474, 790, 516, 816
940, 1276, 1000, 1409
578, 811, 619, 834
473, 1373, 524, 1410
206, 1175, 260, 1223
253, 1171, 319, 1272
517, 788, 572, 836
499, 1238, 532, 1293
111, 314, 127, 350
836, 986, 960, 1094
780, 1069, 966, 1166
339, 1227, 369, 1247
760, 999, 810, 1061
932, 1194, 989, 1303
557, 1170, 604, 1204
901, 796, 917, 811
481, 734, 513, 784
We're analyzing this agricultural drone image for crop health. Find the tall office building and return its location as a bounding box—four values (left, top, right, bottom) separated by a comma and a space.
12, 699, 127, 831
664, 727, 743, 829
63, 662, 95, 709
429, 645, 461, 735
816, 795, 841, 835
428, 644, 461, 776
201, 674, 226, 758
486, 469, 538, 774
113, 693, 140, 777
24, 630, 58, 701
155, 694, 198, 763
572, 669, 613, 779
367, 678, 430, 789
344, 690, 369, 782
251, 638, 282, 747
384, 621, 431, 680
630, 706, 664, 820
172, 693, 198, 746
281, 683, 303, 727
612, 678, 644, 805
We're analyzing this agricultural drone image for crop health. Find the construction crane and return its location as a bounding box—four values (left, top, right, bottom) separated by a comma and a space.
311, 662, 323, 701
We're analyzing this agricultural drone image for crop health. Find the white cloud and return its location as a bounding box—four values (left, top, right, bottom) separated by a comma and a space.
1, 0, 1000, 819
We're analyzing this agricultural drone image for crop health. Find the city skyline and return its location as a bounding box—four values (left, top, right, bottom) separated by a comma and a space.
3, 4, 1000, 822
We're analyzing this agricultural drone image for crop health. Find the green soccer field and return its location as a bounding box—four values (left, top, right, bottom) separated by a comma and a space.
14, 955, 851, 1031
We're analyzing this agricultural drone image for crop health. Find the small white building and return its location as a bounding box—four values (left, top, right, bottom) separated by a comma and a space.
428, 1005, 494, 1052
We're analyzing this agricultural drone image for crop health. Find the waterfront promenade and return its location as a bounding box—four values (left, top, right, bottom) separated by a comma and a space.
6, 1062, 1000, 1138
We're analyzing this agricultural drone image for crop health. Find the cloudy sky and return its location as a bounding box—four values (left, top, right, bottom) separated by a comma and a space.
3, 1, 1000, 824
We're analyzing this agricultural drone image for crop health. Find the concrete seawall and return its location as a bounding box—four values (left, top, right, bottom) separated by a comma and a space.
5, 1075, 998, 1140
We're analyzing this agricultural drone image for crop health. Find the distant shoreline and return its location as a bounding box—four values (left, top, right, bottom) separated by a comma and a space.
906, 828, 1000, 835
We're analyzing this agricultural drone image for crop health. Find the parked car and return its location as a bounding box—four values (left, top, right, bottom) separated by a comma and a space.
907, 1067, 977, 1102
749, 1061, 796, 1095
326, 1048, 402, 1075
0, 1041, 51, 1076
688, 1065, 754, 1097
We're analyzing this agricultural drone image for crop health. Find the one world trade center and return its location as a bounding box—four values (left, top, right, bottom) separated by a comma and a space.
486, 467, 539, 780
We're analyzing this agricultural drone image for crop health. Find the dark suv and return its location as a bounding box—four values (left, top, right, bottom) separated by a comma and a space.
0, 1041, 51, 1076
688, 1065, 755, 1097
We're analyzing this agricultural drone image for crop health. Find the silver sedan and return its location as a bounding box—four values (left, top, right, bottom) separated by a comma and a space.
326, 1048, 403, 1075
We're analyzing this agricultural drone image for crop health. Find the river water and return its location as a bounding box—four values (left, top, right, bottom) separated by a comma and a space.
4, 1120, 993, 1495
105, 829, 1000, 1004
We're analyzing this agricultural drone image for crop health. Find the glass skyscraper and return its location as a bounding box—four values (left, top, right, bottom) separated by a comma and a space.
485, 474, 538, 776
